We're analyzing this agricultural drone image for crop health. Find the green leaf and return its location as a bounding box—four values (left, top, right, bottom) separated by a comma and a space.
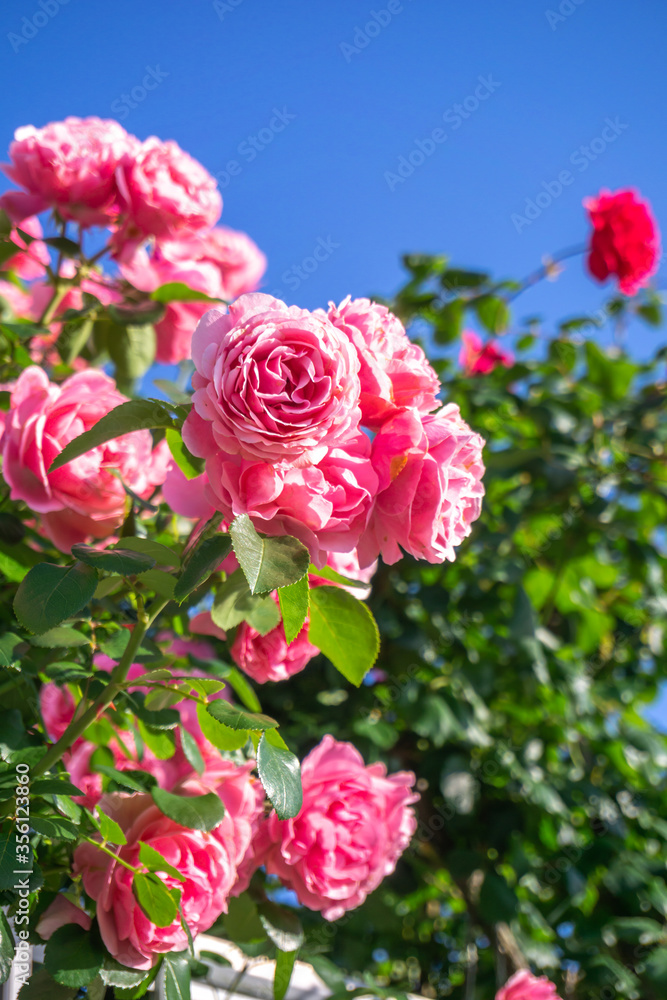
14, 562, 98, 634
307, 564, 369, 588
17, 970, 79, 999
196, 701, 249, 752
28, 626, 90, 648
48, 399, 181, 472
258, 900, 304, 952
113, 962, 160, 998
135, 568, 176, 599
43, 235, 81, 256
139, 841, 185, 882
278, 574, 309, 644
163, 952, 192, 1000
257, 732, 303, 820
30, 815, 79, 841
57, 314, 94, 365
165, 427, 205, 480
71, 543, 156, 575
151, 787, 225, 832
273, 948, 298, 1000
0, 909, 14, 985
0, 512, 25, 545
230, 515, 310, 594
100, 959, 153, 989
180, 726, 205, 775
0, 632, 23, 667
207, 700, 278, 731
585, 341, 638, 401
222, 666, 262, 713
474, 295, 510, 333
308, 585, 379, 686
478, 872, 518, 923
94, 765, 157, 793
151, 281, 222, 303
108, 323, 157, 385
174, 533, 232, 603
109, 300, 166, 326
31, 777, 84, 797
117, 536, 181, 568
94, 809, 128, 846
44, 925, 104, 988
211, 570, 281, 635
132, 872, 178, 927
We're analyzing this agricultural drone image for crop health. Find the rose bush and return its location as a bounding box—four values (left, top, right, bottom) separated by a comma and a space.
0, 117, 662, 1000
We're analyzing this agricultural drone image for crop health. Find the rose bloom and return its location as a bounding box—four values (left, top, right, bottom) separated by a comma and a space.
115, 137, 221, 242
231, 594, 318, 684
585, 188, 660, 296
74, 792, 235, 969
327, 296, 440, 429
202, 429, 378, 565
0, 206, 50, 279
253, 736, 418, 920
36, 896, 91, 941
183, 293, 361, 466
357, 404, 485, 567
159, 225, 267, 302
1, 366, 168, 551
496, 970, 563, 1000
459, 330, 514, 375
2, 117, 134, 227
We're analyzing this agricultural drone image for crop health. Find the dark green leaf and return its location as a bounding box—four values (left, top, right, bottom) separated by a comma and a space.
115, 536, 181, 568
71, 544, 156, 575
174, 533, 232, 603
28, 626, 90, 648
273, 948, 298, 1000
258, 900, 304, 951
163, 952, 191, 1000
14, 562, 98, 634
207, 700, 278, 732
0, 909, 14, 984
211, 570, 281, 635
49, 399, 180, 472
44, 925, 104, 988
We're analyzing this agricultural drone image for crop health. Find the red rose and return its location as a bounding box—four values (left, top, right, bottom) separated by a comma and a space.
585, 188, 660, 296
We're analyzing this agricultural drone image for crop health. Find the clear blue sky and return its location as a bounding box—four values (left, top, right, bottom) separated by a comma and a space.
0, 0, 665, 353
1, 0, 666, 724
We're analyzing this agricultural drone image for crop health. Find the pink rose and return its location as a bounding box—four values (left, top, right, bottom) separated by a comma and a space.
459, 330, 514, 375
162, 462, 215, 521
2, 117, 134, 226
327, 296, 440, 429
115, 137, 221, 242
120, 245, 223, 364
585, 187, 660, 296
0, 206, 50, 279
36, 896, 91, 941
253, 736, 418, 920
183, 293, 361, 466
159, 225, 267, 302
1, 367, 168, 551
231, 594, 318, 684
74, 792, 235, 969
202, 429, 378, 565
358, 405, 485, 567
496, 970, 563, 1000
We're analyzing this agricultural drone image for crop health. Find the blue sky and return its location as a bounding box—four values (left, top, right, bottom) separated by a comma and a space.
0, 0, 665, 353
1, 0, 666, 724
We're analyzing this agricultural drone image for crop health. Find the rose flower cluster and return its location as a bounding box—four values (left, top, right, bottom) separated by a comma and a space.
0, 116, 266, 364
38, 655, 418, 968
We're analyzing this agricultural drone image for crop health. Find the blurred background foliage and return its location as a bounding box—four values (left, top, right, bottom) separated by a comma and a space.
254, 256, 667, 1000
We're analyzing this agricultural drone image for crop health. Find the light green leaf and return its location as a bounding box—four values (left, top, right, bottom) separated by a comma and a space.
132, 872, 178, 928
257, 732, 302, 820
165, 427, 205, 480
278, 574, 309, 644
207, 700, 278, 732
196, 701, 249, 752
29, 626, 90, 648
211, 570, 281, 635
308, 585, 379, 686
162, 952, 191, 1000
139, 841, 185, 882
151, 787, 225, 832
151, 281, 222, 303
230, 515, 309, 595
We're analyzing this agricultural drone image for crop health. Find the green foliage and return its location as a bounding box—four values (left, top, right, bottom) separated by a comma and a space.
308, 585, 380, 685
257, 732, 303, 820
230, 514, 310, 594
